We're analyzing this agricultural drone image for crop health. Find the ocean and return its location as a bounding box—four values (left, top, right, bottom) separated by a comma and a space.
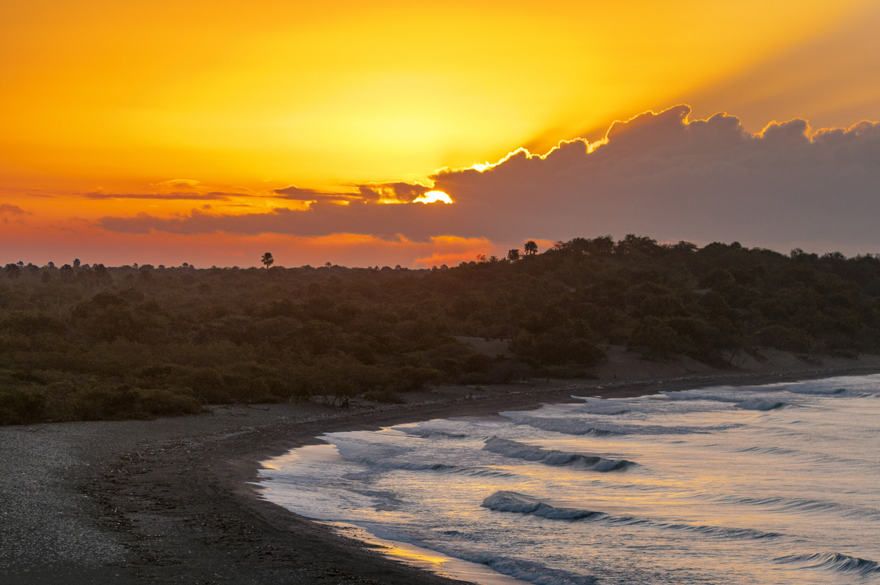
259, 375, 880, 584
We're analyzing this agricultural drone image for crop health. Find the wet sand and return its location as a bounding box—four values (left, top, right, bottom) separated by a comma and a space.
3, 355, 880, 585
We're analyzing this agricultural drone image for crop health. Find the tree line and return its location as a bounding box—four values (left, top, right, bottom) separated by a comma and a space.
2, 235, 880, 424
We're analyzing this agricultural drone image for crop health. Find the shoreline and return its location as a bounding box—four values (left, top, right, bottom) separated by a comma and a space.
3, 359, 880, 584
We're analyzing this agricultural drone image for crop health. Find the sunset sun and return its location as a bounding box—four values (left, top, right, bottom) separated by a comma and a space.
413, 190, 453, 205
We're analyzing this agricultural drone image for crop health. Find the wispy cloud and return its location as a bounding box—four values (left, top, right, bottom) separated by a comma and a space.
84, 191, 240, 201
273, 185, 360, 202
0, 203, 28, 225
0, 204, 27, 216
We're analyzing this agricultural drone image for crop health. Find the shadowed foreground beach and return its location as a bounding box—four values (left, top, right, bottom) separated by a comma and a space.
3, 352, 880, 585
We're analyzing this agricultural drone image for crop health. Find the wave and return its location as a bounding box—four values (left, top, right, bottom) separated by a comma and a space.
711, 494, 880, 520
483, 437, 635, 471
502, 412, 735, 436
385, 461, 472, 472
482, 491, 781, 540
482, 491, 604, 520
736, 398, 787, 411
717, 494, 838, 513
364, 523, 598, 585
398, 427, 471, 440
786, 386, 848, 396
664, 389, 790, 411
333, 439, 513, 478
454, 552, 597, 585
572, 400, 633, 416
736, 445, 801, 456
733, 444, 873, 469
574, 396, 747, 416
345, 460, 514, 478
774, 552, 880, 576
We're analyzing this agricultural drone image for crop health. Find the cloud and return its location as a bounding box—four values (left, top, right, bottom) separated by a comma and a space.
85, 191, 238, 201
273, 185, 360, 202
154, 178, 202, 190
0, 204, 27, 216
0, 203, 28, 225
274, 182, 432, 204
98, 202, 464, 241
356, 182, 431, 203
98, 105, 880, 253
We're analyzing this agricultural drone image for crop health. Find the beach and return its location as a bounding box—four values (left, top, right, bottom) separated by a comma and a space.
3, 351, 880, 585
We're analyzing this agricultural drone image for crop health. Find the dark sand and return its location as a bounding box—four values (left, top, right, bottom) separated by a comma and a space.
3, 353, 880, 585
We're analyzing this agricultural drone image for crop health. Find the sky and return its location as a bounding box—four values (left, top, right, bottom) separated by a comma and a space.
2, 0, 880, 267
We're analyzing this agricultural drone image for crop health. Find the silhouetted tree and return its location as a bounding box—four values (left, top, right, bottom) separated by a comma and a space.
507, 249, 520, 262
4, 264, 20, 279
261, 252, 274, 269
524, 240, 538, 256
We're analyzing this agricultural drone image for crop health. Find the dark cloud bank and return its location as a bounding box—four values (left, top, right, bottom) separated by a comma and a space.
100, 105, 880, 252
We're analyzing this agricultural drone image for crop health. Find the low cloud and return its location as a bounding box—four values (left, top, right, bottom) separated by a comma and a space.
154, 178, 202, 190
0, 203, 28, 224
85, 191, 238, 201
99, 202, 464, 241
98, 105, 880, 253
0, 204, 27, 216
273, 185, 360, 202
273, 182, 432, 204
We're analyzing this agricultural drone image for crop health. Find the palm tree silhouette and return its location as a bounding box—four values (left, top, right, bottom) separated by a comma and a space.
261, 252, 274, 269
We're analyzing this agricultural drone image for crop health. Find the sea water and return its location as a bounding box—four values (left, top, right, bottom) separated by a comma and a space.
259, 375, 880, 584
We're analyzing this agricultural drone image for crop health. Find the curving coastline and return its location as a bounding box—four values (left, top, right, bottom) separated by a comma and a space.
3, 354, 880, 585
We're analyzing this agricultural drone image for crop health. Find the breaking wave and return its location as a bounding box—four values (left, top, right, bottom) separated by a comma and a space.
482, 491, 604, 521
663, 389, 791, 411
786, 386, 848, 396
736, 398, 787, 411
482, 491, 781, 540
711, 494, 880, 520
398, 427, 471, 440
449, 551, 597, 585
774, 552, 880, 576
262, 374, 880, 585
502, 412, 736, 436
483, 437, 634, 471
333, 439, 513, 478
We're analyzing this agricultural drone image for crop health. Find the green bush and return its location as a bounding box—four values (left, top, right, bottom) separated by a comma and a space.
136, 388, 201, 416
0, 388, 46, 425
362, 389, 405, 404
70, 386, 140, 420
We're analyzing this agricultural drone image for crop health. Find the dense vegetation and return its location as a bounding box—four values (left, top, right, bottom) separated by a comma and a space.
3, 235, 880, 424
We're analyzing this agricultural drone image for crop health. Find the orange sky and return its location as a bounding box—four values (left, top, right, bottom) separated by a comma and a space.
1, 1, 879, 266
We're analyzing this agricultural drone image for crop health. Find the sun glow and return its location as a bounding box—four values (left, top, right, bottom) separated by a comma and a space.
413, 190, 453, 204
0, 0, 875, 267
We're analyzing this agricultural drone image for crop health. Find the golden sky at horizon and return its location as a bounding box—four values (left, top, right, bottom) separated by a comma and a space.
2, 1, 880, 266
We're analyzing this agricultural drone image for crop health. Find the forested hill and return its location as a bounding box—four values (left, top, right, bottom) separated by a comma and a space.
3, 235, 880, 424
